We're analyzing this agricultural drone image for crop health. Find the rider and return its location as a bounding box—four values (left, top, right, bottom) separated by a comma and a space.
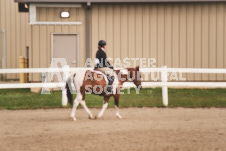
95, 40, 114, 95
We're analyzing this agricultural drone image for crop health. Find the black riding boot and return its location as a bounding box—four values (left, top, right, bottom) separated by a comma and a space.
106, 76, 115, 94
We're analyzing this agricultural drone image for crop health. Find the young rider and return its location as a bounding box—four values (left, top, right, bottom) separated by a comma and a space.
95, 40, 114, 95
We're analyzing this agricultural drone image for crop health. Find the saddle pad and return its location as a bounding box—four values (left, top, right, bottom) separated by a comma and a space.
92, 70, 108, 84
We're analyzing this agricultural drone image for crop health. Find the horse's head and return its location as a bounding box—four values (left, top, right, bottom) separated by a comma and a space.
128, 66, 142, 89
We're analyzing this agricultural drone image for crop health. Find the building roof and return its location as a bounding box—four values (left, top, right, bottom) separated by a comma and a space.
14, 0, 226, 3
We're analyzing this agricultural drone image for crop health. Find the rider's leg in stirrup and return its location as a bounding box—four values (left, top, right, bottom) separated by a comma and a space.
106, 75, 115, 95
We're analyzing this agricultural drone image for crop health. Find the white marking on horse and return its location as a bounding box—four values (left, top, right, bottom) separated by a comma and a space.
73, 70, 86, 90
97, 101, 108, 118
115, 105, 122, 119
70, 99, 79, 121
80, 100, 93, 119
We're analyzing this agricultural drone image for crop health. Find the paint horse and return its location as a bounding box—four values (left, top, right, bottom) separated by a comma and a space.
65, 66, 142, 121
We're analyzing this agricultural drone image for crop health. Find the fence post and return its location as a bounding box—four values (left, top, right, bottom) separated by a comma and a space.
41, 72, 51, 94
62, 65, 70, 107
19, 56, 25, 83
161, 66, 168, 106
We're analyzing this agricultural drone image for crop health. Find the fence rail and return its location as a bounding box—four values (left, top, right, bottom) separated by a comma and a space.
1, 67, 226, 74
0, 66, 226, 106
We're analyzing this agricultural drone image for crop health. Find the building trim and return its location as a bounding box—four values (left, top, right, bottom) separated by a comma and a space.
34, 3, 82, 7
29, 22, 82, 25
15, 0, 226, 3
29, 3, 82, 25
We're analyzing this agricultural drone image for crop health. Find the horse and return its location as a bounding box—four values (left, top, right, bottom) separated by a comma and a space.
65, 66, 142, 121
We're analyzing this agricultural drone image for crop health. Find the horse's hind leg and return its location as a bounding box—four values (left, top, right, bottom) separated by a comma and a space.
80, 100, 93, 119
78, 86, 93, 119
72, 92, 93, 120
71, 98, 80, 121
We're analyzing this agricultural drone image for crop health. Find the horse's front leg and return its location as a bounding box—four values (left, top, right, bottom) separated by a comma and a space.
79, 87, 94, 119
96, 96, 110, 119
114, 94, 122, 119
72, 92, 93, 120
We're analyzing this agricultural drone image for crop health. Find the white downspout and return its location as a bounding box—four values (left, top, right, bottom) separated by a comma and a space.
2, 30, 5, 80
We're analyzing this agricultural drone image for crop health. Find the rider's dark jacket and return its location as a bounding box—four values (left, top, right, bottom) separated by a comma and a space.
95, 48, 113, 69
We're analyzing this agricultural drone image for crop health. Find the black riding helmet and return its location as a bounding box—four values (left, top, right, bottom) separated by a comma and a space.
98, 40, 107, 47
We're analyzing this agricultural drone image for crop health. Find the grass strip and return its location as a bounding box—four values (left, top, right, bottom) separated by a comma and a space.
0, 88, 226, 110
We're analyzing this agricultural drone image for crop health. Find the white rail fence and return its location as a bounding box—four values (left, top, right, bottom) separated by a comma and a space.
0, 66, 226, 106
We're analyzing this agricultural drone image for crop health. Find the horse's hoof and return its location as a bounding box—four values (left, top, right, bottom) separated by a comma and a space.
89, 116, 94, 120
72, 117, 76, 121
116, 115, 122, 119
95, 116, 101, 120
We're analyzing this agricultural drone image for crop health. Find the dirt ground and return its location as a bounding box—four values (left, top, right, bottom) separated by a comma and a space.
0, 108, 226, 151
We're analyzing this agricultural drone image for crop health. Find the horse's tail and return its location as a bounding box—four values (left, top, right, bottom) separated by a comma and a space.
66, 74, 75, 106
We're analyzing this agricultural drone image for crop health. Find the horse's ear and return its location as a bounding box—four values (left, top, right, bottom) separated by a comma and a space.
136, 66, 139, 71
